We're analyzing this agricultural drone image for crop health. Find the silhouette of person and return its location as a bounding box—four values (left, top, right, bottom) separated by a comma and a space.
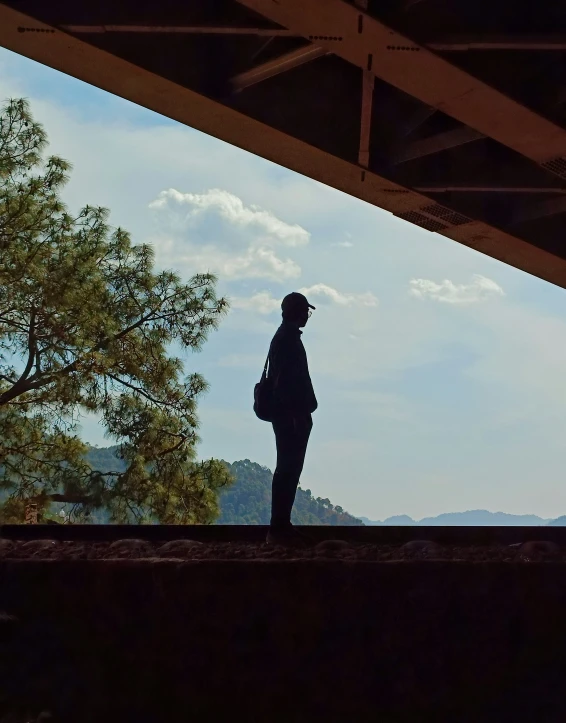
266, 292, 317, 546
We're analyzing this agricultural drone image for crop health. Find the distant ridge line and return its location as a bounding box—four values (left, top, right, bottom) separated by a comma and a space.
359, 510, 558, 527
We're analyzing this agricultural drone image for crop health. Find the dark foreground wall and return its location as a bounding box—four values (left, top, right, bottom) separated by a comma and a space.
2, 559, 566, 722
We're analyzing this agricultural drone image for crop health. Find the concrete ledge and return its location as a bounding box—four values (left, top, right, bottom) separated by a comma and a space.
3, 523, 566, 545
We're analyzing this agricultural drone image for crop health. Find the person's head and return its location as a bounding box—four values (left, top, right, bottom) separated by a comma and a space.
281, 292, 315, 328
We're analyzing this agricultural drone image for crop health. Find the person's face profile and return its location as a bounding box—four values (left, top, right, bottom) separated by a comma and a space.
298, 308, 311, 328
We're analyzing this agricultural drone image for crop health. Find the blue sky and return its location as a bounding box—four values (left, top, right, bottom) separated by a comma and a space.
2, 46, 566, 521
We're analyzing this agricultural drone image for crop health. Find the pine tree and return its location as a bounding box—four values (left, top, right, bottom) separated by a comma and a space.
0, 98, 232, 524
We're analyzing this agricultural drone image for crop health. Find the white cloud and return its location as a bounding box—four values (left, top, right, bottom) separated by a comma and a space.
299, 283, 379, 307
231, 292, 282, 315
409, 274, 504, 304
332, 241, 354, 248
150, 188, 310, 247
156, 242, 300, 282
149, 188, 310, 282
230, 284, 378, 316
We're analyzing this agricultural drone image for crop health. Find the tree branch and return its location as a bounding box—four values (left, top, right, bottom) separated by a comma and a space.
7, 307, 36, 392
156, 435, 188, 458
106, 373, 168, 407
0, 289, 187, 406
33, 492, 93, 505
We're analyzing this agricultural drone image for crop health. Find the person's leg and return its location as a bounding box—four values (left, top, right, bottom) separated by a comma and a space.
270, 413, 313, 530
284, 414, 312, 522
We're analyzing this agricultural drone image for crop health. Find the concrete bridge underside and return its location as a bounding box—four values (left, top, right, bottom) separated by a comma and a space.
2, 0, 566, 286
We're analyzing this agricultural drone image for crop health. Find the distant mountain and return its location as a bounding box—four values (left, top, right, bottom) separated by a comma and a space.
547, 516, 566, 526
359, 510, 552, 526
363, 514, 415, 526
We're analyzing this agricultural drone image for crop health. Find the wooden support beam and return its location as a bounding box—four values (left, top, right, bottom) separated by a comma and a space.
513, 196, 566, 224
417, 185, 566, 194
394, 127, 484, 164
232, 44, 327, 91
61, 25, 300, 37
428, 35, 566, 52
236, 0, 566, 169
358, 70, 374, 167
399, 105, 436, 138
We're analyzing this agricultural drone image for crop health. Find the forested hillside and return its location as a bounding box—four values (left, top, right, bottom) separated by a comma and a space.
84, 448, 362, 525
86, 446, 127, 474
218, 459, 362, 525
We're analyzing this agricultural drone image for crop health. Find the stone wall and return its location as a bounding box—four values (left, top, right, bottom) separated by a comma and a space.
2, 558, 566, 722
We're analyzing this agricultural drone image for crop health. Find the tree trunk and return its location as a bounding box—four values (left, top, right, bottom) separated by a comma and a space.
24, 501, 38, 524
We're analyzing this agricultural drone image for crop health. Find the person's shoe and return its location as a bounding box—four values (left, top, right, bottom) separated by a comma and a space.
266, 525, 312, 548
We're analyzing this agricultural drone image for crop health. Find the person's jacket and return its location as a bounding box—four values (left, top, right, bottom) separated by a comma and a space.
268, 320, 318, 416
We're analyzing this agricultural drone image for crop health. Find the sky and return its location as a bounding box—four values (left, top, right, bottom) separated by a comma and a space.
2, 46, 566, 522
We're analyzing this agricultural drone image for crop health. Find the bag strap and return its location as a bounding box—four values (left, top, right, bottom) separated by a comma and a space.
262, 343, 272, 379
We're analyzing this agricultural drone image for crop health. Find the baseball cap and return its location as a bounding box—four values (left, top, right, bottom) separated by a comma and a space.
281, 292, 316, 314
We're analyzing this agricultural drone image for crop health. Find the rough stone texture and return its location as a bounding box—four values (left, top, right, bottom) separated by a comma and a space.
2, 557, 566, 722
105, 538, 154, 559
401, 539, 442, 554
2, 539, 565, 562
0, 539, 14, 557
157, 539, 203, 558
517, 540, 560, 560
0, 609, 18, 623
19, 540, 60, 558
315, 539, 351, 553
